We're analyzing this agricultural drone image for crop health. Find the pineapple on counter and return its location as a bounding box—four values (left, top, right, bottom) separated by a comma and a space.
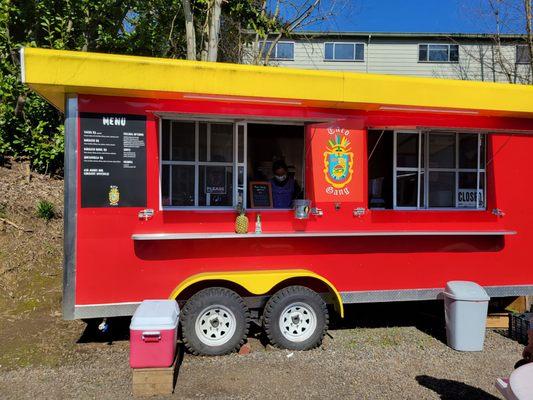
235, 204, 249, 234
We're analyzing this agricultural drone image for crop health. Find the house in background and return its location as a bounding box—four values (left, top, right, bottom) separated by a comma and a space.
244, 32, 532, 84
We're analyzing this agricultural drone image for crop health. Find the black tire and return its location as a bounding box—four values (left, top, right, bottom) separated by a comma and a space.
263, 285, 329, 351
180, 287, 250, 356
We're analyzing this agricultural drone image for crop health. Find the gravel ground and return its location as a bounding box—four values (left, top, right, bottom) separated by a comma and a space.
0, 304, 524, 400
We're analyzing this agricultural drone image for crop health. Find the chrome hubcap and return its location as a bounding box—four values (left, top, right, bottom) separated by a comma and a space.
195, 305, 236, 346
279, 302, 317, 343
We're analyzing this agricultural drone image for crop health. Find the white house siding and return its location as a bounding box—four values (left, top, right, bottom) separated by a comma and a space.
245, 36, 531, 84
273, 39, 369, 72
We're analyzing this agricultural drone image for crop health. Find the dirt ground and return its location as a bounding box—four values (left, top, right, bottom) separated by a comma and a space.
0, 162, 526, 399
0, 307, 525, 400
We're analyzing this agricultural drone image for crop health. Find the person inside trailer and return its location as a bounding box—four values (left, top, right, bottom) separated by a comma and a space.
270, 160, 301, 209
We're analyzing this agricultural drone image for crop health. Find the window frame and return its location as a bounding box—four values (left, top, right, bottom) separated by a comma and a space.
324, 42, 365, 62
393, 131, 486, 211
260, 40, 295, 61
159, 118, 244, 210
159, 118, 306, 212
418, 43, 460, 63
516, 44, 531, 65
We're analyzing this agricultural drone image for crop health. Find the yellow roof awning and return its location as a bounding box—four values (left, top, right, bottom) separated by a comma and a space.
21, 47, 533, 118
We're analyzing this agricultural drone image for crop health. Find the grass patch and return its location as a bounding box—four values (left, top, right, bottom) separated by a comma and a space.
36, 200, 56, 221
348, 327, 404, 349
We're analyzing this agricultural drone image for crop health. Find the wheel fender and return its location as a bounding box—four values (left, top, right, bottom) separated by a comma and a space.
169, 269, 344, 318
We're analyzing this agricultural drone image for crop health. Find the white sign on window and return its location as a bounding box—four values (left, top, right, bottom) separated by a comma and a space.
457, 189, 483, 208
205, 167, 227, 195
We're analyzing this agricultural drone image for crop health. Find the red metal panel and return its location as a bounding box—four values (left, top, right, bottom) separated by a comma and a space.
74, 94, 533, 307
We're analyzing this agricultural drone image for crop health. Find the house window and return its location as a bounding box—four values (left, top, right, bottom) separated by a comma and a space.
368, 131, 486, 210
324, 42, 364, 61
260, 41, 294, 61
161, 120, 243, 208
419, 44, 459, 63
516, 45, 531, 64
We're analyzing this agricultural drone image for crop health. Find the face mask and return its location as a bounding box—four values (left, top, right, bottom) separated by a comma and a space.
274, 174, 287, 182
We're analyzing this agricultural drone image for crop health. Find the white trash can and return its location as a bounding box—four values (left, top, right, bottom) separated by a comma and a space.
444, 281, 490, 351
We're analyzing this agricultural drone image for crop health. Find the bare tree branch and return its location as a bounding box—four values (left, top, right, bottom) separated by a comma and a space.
524, 0, 533, 80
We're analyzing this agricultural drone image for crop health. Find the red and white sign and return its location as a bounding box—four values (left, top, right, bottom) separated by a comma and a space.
306, 121, 366, 204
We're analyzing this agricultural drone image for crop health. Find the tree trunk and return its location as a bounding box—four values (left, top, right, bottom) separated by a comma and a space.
182, 0, 197, 60
200, 9, 210, 61
207, 0, 222, 62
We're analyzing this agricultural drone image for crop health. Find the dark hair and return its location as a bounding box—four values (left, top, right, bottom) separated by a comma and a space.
272, 160, 288, 173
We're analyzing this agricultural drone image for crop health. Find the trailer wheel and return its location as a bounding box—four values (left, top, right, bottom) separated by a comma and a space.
180, 287, 250, 356
263, 285, 329, 351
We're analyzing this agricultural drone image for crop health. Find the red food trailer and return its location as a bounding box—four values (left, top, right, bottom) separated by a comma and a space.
22, 48, 533, 355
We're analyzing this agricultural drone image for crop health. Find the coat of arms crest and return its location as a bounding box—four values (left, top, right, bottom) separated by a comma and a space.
323, 135, 354, 189
108, 185, 120, 206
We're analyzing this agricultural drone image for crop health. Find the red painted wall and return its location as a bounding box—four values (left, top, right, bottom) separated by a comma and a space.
74, 94, 533, 306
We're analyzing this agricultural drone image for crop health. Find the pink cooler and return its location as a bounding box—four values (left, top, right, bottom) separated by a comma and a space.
130, 300, 180, 368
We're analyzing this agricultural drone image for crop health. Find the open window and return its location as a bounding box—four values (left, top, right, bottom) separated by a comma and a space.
160, 119, 304, 210
247, 123, 304, 209
368, 130, 486, 210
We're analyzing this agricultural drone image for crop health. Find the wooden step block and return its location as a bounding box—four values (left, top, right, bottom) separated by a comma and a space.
132, 354, 179, 397
487, 313, 510, 329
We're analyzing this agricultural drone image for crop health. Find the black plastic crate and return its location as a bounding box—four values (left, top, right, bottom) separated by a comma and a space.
508, 312, 532, 345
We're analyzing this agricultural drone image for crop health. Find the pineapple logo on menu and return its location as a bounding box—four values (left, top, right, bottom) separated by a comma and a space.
323, 135, 354, 189
108, 185, 120, 206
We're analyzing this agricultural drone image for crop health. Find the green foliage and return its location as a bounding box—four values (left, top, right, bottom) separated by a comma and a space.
36, 200, 56, 221
0, 0, 187, 175
0, 0, 273, 174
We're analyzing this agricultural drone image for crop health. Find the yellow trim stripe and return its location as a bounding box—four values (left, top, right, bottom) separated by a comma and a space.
168, 269, 344, 318
22, 47, 533, 118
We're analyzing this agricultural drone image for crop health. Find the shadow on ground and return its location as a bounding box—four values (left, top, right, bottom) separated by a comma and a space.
77, 317, 131, 344
75, 301, 450, 346
330, 300, 448, 344
74, 293, 524, 348
416, 375, 500, 400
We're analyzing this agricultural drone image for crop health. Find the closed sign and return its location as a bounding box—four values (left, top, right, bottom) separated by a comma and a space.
457, 189, 483, 208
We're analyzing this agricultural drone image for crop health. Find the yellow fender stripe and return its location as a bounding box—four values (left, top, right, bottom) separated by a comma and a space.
169, 269, 344, 318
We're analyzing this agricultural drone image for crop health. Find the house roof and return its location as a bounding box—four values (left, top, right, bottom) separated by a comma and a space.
243, 30, 527, 41
21, 47, 533, 118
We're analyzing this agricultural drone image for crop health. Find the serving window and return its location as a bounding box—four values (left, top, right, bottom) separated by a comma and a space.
368, 130, 486, 210
160, 119, 304, 210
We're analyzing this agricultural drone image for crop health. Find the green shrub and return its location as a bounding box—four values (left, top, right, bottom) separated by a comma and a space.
36, 200, 55, 221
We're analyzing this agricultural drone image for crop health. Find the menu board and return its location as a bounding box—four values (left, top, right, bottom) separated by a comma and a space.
249, 181, 273, 208
80, 113, 147, 208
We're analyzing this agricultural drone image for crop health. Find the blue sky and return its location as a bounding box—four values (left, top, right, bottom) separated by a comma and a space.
303, 0, 525, 33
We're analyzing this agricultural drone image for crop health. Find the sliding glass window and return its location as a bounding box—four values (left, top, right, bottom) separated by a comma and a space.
394, 131, 485, 210
160, 120, 245, 208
